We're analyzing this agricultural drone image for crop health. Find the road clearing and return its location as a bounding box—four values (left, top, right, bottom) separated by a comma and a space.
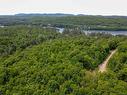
99, 49, 117, 73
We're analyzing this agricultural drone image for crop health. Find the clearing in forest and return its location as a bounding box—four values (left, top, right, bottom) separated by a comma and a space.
99, 49, 117, 73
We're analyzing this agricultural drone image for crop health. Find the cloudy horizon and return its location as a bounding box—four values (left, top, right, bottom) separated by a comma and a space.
0, 0, 127, 16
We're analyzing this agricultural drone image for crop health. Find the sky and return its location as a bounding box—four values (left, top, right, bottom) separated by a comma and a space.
0, 0, 127, 16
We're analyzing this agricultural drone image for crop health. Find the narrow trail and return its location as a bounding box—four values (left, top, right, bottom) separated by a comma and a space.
99, 49, 117, 73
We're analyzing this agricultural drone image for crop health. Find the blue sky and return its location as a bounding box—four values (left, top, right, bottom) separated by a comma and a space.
0, 0, 127, 15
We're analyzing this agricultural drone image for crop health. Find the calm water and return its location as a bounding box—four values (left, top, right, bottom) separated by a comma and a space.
56, 28, 64, 33
57, 28, 127, 36
1, 25, 127, 35
0, 25, 5, 28
84, 30, 127, 36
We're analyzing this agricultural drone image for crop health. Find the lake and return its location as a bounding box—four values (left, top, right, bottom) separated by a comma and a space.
83, 30, 127, 36
0, 25, 5, 28
57, 28, 127, 36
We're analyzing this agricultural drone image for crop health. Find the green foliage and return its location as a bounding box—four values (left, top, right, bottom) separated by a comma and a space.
108, 40, 118, 50
108, 40, 127, 85
0, 33, 126, 94
0, 26, 59, 56
1, 15, 127, 30
0, 20, 127, 94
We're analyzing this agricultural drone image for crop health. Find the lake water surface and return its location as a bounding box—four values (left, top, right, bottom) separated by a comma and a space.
57, 28, 127, 36
0, 25, 5, 28
84, 30, 127, 36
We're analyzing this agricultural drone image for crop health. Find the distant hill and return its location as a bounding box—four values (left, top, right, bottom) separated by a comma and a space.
0, 13, 127, 31
15, 13, 74, 17
14, 13, 127, 18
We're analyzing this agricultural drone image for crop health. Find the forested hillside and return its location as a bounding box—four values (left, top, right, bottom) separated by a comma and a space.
0, 26, 59, 56
1, 15, 127, 30
0, 25, 127, 94
108, 41, 127, 82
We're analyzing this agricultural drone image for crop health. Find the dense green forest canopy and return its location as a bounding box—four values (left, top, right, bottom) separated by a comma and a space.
0, 25, 127, 94
0, 26, 60, 56
0, 14, 127, 30
0, 14, 127, 95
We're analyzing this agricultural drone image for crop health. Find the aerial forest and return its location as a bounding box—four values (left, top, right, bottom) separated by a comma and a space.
0, 15, 127, 95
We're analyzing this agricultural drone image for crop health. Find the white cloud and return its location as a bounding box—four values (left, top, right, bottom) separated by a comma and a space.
0, 0, 127, 15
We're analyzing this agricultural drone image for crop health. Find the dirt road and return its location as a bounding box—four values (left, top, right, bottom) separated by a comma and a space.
99, 49, 117, 73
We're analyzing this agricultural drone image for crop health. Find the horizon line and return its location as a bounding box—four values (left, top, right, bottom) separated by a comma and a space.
0, 13, 127, 16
